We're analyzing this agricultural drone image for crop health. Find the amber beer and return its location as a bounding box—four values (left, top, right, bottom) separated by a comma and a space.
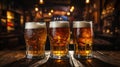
73, 21, 93, 59
49, 21, 70, 59
24, 22, 47, 59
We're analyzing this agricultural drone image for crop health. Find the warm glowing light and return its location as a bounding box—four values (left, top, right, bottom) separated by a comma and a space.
20, 16, 24, 25
67, 12, 70, 16
51, 9, 54, 13
35, 7, 39, 11
87, 59, 92, 63
86, 50, 90, 54
102, 9, 106, 15
56, 52, 61, 56
40, 0, 44, 4
93, 4, 96, 8
86, 0, 90, 4
7, 15, 13, 19
53, 51, 65, 57
56, 59, 62, 63
48, 12, 52, 16
106, 29, 110, 33
71, 6, 74, 10
70, 39, 73, 44
39, 11, 42, 14
70, 6, 74, 12
54, 11, 66, 15
7, 11, 14, 19
70, 9, 74, 12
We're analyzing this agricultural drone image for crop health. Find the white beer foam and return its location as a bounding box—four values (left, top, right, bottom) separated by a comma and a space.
73, 21, 92, 28
25, 22, 46, 29
49, 21, 69, 28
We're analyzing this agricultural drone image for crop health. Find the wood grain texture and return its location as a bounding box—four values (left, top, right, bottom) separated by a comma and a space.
0, 51, 119, 67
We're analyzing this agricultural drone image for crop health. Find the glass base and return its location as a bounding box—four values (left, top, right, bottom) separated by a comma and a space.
74, 54, 93, 59
26, 54, 45, 59
50, 54, 69, 59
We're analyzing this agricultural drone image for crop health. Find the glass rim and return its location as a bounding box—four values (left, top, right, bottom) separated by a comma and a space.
73, 21, 92, 23
73, 21, 93, 28
25, 21, 45, 23
25, 22, 46, 29
49, 21, 69, 28
50, 21, 69, 23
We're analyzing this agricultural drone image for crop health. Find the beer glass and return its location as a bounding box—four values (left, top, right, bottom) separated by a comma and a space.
73, 21, 93, 59
24, 22, 47, 59
49, 21, 70, 59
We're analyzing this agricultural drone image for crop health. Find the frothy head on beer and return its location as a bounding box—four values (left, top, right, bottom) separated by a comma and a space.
73, 21, 92, 28
49, 21, 69, 28
25, 22, 46, 29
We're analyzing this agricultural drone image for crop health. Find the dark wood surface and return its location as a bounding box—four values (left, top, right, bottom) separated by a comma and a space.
0, 50, 120, 67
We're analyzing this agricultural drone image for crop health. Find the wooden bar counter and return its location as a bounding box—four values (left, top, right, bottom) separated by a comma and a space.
0, 50, 120, 67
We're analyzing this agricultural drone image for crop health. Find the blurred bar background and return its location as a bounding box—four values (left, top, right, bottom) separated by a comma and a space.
0, 0, 120, 50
